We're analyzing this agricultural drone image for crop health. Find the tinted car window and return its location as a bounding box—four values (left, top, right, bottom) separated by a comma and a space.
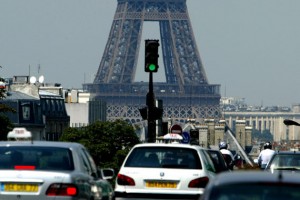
82, 148, 97, 170
269, 154, 300, 168
207, 150, 229, 173
209, 183, 300, 200
124, 147, 202, 169
200, 150, 216, 172
0, 146, 74, 170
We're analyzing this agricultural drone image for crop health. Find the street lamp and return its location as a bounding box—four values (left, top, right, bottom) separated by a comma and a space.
284, 119, 300, 126
283, 119, 300, 142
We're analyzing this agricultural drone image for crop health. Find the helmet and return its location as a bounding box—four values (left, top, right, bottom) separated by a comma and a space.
264, 142, 272, 149
219, 141, 228, 150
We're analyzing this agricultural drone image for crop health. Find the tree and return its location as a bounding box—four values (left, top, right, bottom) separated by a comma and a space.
59, 119, 140, 172
0, 77, 15, 140
0, 77, 14, 112
0, 115, 14, 140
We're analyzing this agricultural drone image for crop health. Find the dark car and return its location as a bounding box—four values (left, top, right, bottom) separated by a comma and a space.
265, 151, 300, 173
205, 149, 230, 173
200, 171, 300, 200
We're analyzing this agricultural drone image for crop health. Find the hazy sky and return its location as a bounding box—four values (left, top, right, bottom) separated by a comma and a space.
1, 0, 300, 107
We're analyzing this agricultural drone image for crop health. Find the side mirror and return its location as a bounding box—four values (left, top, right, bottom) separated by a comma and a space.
98, 168, 115, 180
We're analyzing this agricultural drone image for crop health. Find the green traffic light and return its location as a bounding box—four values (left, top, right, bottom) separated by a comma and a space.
148, 64, 157, 71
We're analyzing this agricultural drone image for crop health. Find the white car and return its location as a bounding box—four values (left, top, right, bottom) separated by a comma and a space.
115, 143, 216, 199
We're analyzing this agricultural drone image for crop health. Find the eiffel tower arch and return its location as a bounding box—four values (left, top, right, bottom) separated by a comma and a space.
83, 0, 221, 124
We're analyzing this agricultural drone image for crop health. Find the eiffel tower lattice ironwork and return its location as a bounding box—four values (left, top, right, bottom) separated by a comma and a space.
83, 0, 221, 124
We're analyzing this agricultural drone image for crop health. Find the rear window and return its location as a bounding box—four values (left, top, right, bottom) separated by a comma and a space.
269, 154, 300, 168
210, 183, 300, 200
0, 146, 74, 170
124, 146, 202, 169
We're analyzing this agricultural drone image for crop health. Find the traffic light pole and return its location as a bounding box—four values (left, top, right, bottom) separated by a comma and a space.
147, 72, 156, 143
139, 39, 163, 143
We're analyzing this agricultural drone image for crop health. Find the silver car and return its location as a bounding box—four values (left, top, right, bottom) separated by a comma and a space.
0, 141, 114, 200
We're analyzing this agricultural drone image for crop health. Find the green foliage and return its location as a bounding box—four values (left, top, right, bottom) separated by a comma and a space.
0, 77, 6, 100
60, 119, 140, 172
0, 77, 15, 113
0, 77, 15, 140
0, 115, 14, 141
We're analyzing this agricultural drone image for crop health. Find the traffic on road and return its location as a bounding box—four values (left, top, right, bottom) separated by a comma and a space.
1, 125, 299, 200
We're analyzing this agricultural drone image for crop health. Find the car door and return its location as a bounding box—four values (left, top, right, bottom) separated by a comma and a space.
77, 148, 100, 199
81, 147, 114, 200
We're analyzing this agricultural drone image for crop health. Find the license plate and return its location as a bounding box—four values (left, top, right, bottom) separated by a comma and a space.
146, 181, 177, 188
2, 183, 38, 192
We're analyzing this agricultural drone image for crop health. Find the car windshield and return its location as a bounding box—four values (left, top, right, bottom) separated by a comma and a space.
210, 183, 300, 200
0, 146, 74, 170
124, 147, 202, 169
268, 154, 300, 170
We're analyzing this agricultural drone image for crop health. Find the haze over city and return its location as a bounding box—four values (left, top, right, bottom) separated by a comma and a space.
1, 0, 300, 107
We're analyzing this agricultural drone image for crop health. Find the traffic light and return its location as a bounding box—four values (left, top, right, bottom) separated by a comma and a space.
145, 39, 159, 72
190, 129, 199, 145
139, 107, 148, 120
148, 107, 163, 121
139, 106, 163, 121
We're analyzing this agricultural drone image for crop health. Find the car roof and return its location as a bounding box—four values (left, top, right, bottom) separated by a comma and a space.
274, 151, 300, 155
209, 171, 300, 185
0, 141, 84, 149
206, 149, 220, 152
132, 143, 207, 150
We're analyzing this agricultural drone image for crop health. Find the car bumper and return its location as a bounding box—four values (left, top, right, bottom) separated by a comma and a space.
115, 192, 200, 200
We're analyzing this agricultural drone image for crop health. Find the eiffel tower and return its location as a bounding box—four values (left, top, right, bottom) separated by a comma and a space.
83, 0, 221, 124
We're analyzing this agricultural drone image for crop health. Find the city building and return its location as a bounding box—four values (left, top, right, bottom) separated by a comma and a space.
2, 89, 45, 140
1, 76, 69, 141
221, 97, 300, 142
64, 89, 107, 127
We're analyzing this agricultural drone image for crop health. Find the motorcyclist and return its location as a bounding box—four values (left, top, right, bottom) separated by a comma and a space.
219, 141, 235, 170
257, 142, 275, 169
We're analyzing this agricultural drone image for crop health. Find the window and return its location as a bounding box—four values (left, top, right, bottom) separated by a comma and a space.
22, 106, 30, 120
125, 147, 202, 169
21, 103, 31, 120
80, 150, 92, 175
82, 148, 98, 178
0, 146, 74, 170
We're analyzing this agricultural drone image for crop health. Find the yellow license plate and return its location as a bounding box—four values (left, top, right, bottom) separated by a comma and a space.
146, 181, 177, 188
3, 183, 38, 192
